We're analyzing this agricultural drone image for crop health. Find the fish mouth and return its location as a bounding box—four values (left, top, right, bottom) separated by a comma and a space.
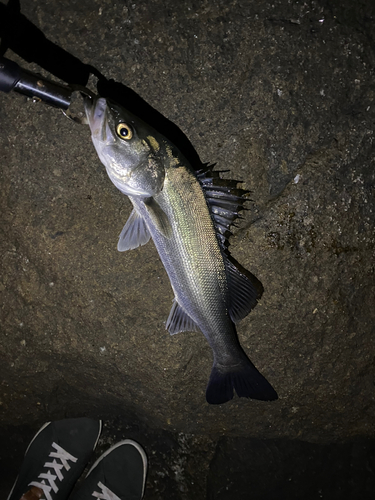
84, 96, 106, 124
84, 97, 113, 144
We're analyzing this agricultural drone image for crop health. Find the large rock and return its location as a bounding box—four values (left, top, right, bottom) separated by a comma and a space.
0, 0, 374, 497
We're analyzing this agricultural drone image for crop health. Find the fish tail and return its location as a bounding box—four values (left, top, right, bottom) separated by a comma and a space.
206, 360, 278, 405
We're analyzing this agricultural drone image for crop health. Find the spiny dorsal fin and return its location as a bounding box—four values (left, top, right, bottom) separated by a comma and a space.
166, 299, 200, 335
196, 165, 249, 248
117, 209, 151, 252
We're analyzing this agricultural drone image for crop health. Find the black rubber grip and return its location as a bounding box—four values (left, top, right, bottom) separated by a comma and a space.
0, 56, 72, 109
0, 57, 21, 92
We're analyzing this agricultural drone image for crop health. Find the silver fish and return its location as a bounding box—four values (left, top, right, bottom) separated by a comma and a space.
85, 96, 277, 404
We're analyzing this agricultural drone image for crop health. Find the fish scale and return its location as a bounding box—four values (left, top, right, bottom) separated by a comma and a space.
132, 169, 226, 334
85, 96, 277, 404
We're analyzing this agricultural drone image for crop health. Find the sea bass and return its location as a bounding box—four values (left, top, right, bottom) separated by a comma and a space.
85, 96, 277, 404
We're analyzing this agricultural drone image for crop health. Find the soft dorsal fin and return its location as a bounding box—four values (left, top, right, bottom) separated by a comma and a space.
224, 256, 262, 323
196, 165, 249, 248
166, 299, 200, 335
117, 209, 151, 252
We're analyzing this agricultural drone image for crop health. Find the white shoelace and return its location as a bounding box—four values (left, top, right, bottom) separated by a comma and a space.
28, 442, 78, 500
92, 481, 121, 500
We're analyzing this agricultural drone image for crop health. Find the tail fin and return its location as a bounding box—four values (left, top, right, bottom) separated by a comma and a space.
206, 361, 278, 405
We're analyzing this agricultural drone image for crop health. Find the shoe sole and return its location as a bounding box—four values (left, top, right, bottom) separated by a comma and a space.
86, 439, 148, 498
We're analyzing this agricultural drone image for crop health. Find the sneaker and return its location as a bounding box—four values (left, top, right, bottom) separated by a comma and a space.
7, 418, 102, 500
69, 440, 147, 500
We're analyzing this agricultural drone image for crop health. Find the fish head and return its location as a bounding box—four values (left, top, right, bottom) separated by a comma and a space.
85, 97, 165, 197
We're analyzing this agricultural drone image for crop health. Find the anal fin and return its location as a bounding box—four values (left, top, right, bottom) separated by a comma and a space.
166, 299, 200, 335
117, 209, 151, 252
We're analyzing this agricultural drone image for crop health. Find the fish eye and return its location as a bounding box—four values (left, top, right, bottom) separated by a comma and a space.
116, 123, 133, 140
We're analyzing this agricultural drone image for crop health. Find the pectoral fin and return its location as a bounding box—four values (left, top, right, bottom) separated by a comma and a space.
144, 197, 172, 239
117, 209, 151, 252
166, 299, 200, 335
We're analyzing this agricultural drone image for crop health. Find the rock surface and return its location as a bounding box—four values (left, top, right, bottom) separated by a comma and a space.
0, 0, 374, 498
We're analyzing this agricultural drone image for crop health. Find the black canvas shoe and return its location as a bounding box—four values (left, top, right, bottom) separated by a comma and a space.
7, 418, 102, 500
69, 440, 147, 500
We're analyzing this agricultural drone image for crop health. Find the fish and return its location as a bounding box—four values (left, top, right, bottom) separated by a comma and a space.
84, 96, 277, 404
